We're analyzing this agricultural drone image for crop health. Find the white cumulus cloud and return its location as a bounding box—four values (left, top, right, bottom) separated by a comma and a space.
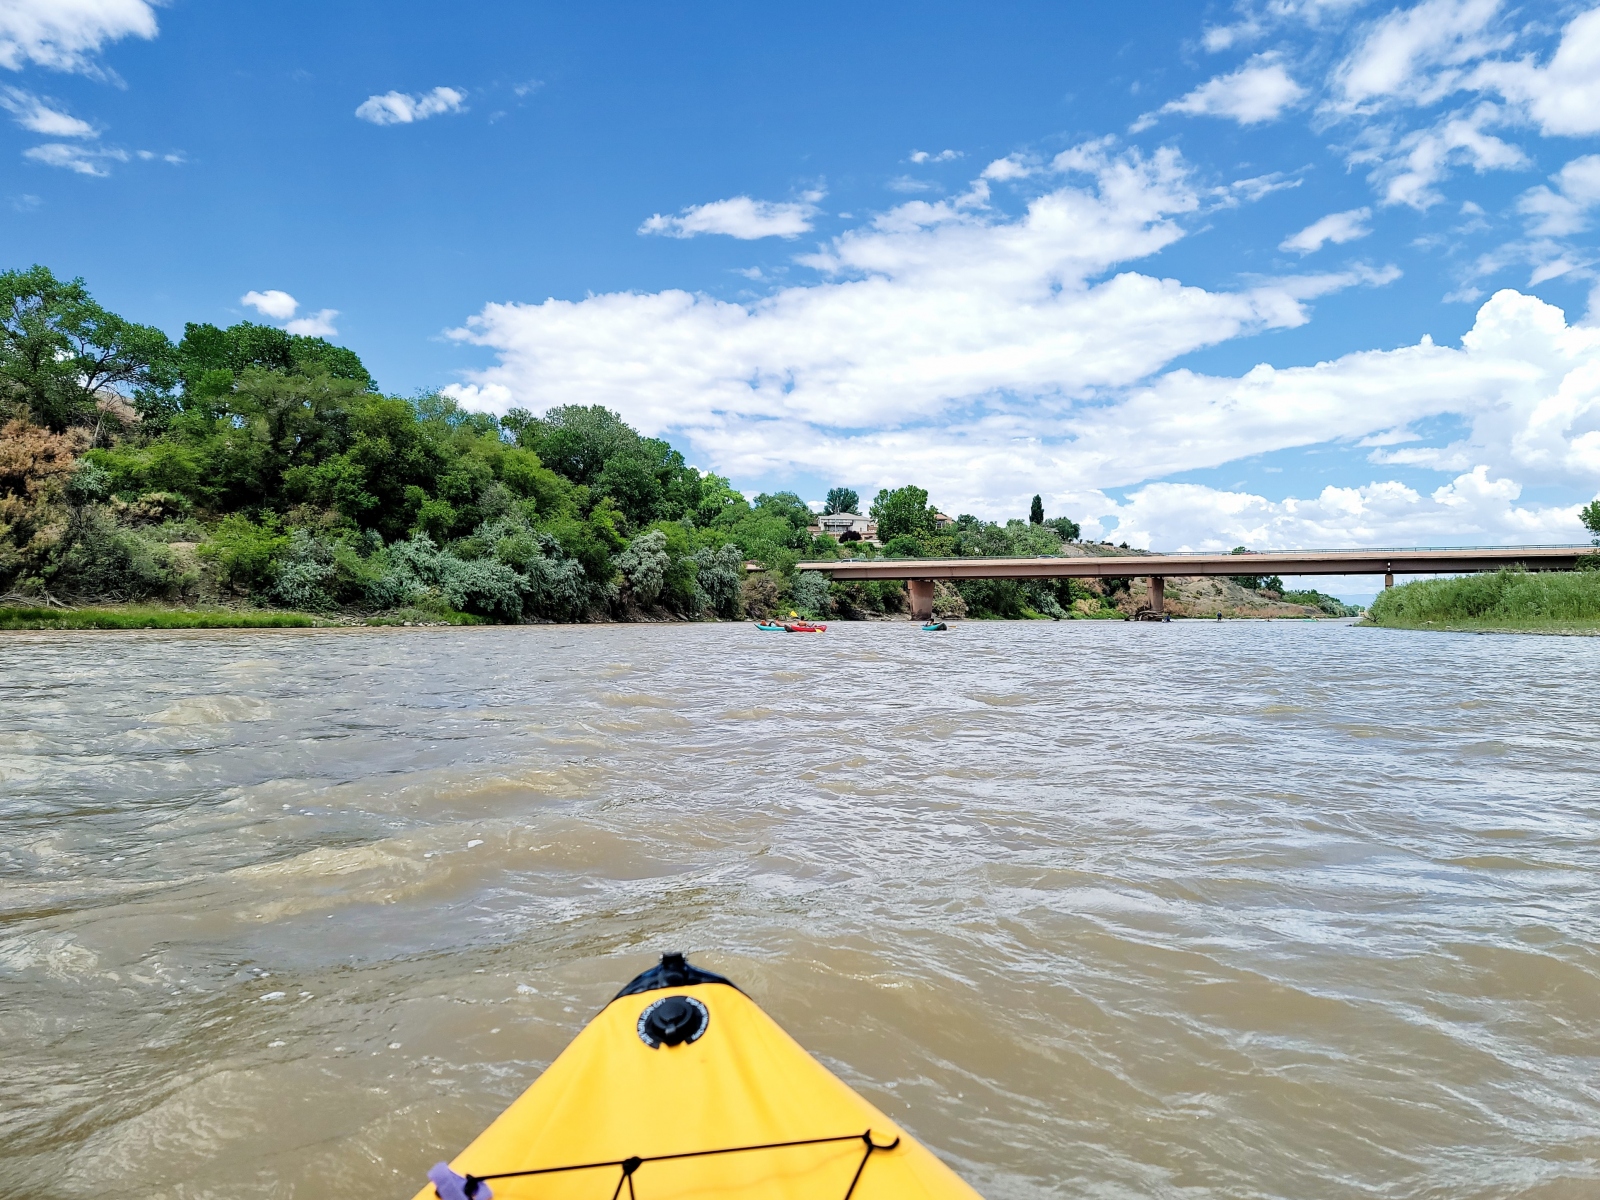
443, 146, 1421, 528
0, 0, 159, 76
0, 86, 95, 136
1086, 290, 1600, 547
1280, 207, 1373, 254
241, 289, 299, 321
1474, 6, 1600, 137
285, 309, 339, 338
241, 290, 339, 338
639, 195, 820, 240
440, 132, 1600, 549
354, 86, 467, 126
909, 149, 961, 163
1106, 469, 1577, 554
1144, 54, 1306, 127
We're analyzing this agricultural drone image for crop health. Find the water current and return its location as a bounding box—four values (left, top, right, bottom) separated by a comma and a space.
1, 621, 1597, 1199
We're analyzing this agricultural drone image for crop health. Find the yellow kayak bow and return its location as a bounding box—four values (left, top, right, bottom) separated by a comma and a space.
415, 953, 982, 1199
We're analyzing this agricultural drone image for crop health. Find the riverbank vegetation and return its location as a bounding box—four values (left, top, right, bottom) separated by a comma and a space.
0, 265, 1130, 624
1365, 567, 1600, 633
1, 266, 849, 623
0, 605, 328, 630
0, 264, 1362, 626
1281, 589, 1364, 617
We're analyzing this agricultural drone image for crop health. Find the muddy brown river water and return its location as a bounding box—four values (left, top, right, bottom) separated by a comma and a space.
1, 621, 1597, 1199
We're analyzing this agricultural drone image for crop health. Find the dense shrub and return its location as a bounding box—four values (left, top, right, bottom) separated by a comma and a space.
741, 572, 782, 620
524, 553, 593, 620
1282, 588, 1362, 616
617, 528, 669, 605
269, 529, 338, 610
789, 569, 832, 617
693, 543, 745, 618
198, 513, 289, 592
53, 510, 186, 601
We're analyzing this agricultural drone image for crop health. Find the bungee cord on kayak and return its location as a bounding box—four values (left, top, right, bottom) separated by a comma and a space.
429, 1129, 902, 1200
415, 953, 982, 1199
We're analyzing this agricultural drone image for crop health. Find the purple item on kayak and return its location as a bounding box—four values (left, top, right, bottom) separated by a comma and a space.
427, 1162, 491, 1200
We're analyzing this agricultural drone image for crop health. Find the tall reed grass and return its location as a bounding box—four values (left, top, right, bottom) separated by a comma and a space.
0, 606, 323, 630
1366, 568, 1600, 631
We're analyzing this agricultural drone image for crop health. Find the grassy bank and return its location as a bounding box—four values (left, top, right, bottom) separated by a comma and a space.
1364, 568, 1600, 634
0, 605, 330, 630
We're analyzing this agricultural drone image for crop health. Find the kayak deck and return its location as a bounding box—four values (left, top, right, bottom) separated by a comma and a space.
415, 956, 979, 1199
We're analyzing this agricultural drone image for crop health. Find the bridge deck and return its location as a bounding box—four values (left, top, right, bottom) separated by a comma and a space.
796, 545, 1592, 581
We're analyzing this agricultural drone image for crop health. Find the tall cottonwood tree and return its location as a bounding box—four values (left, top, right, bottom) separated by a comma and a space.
0, 265, 176, 434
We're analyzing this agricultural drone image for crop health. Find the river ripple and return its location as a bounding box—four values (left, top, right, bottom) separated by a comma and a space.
0, 621, 1596, 1199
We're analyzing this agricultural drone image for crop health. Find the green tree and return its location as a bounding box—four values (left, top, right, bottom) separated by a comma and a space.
176, 321, 374, 395
1225, 546, 1284, 592
1228, 546, 1265, 589
1581, 499, 1600, 545
0, 265, 177, 433
750, 491, 813, 535
1045, 516, 1080, 541
824, 486, 858, 514
870, 485, 938, 542
1029, 494, 1044, 524
518, 404, 640, 485
596, 453, 664, 528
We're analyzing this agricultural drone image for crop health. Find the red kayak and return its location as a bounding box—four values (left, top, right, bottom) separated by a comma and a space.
783, 622, 827, 633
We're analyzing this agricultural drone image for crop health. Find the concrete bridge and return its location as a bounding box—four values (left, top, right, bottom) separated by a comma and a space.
795, 545, 1594, 621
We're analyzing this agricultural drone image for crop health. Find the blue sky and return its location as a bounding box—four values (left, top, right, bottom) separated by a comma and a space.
6, 0, 1600, 592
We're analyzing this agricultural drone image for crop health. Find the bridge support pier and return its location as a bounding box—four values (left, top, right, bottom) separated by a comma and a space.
1385, 572, 1394, 589
1147, 575, 1165, 617
908, 579, 936, 621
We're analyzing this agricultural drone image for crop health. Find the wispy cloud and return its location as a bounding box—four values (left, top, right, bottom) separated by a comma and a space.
1137, 53, 1305, 129
1517, 155, 1600, 238
0, 0, 160, 77
355, 86, 467, 126
1332, 0, 1505, 109
23, 142, 126, 176
1358, 101, 1525, 209
640, 194, 822, 240
0, 86, 95, 137
909, 149, 961, 164
980, 155, 1035, 182
1280, 207, 1373, 254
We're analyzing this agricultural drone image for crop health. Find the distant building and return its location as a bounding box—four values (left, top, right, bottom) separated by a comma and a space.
811, 513, 879, 543
933, 512, 953, 529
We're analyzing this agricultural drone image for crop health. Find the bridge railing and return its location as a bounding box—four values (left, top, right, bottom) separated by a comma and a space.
807, 543, 1594, 562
